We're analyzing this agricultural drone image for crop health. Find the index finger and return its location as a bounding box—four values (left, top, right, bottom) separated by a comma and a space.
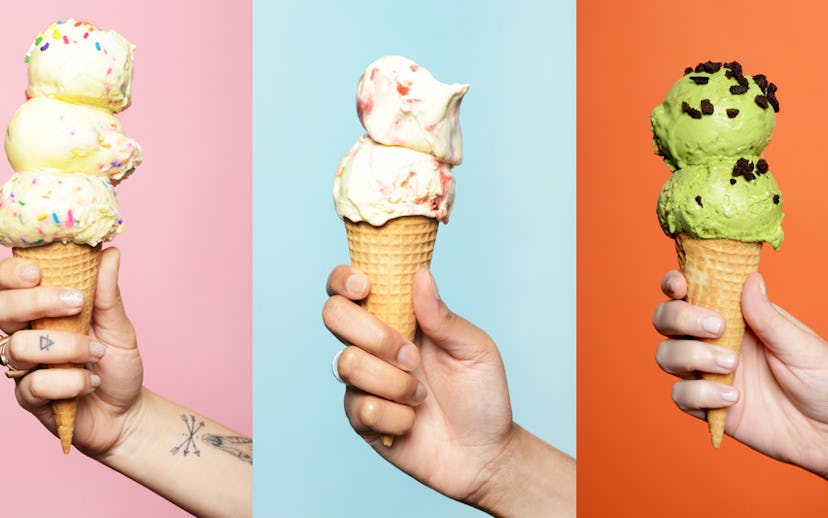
326, 264, 370, 300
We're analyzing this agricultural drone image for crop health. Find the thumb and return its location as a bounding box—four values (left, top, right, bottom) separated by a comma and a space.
412, 269, 497, 361
742, 273, 826, 365
92, 247, 136, 348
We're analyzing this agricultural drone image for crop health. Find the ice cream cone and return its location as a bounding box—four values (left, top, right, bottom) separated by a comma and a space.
13, 241, 102, 454
345, 216, 438, 447
345, 216, 439, 341
675, 232, 761, 448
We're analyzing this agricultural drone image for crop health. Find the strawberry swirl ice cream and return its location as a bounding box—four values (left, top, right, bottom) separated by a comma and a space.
335, 56, 467, 226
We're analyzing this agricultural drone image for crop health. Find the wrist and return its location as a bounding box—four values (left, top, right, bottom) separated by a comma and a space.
95, 386, 152, 467
470, 424, 575, 517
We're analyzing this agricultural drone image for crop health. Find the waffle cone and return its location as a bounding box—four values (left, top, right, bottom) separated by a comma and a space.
675, 233, 761, 448
345, 216, 438, 341
13, 242, 102, 454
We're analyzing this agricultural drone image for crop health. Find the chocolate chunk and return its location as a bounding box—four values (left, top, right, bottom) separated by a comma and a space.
730, 178, 737, 185
730, 84, 749, 95
700, 99, 714, 114
689, 76, 710, 85
695, 61, 722, 73
767, 83, 780, 112
726, 108, 740, 118
681, 101, 702, 119
756, 159, 769, 174
732, 157, 756, 181
684, 66, 693, 75
753, 74, 768, 92
695, 195, 704, 207
724, 61, 743, 73
773, 194, 780, 204
755, 95, 769, 109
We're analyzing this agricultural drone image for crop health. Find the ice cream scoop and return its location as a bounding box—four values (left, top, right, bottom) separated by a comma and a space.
357, 55, 469, 166
6, 97, 142, 182
0, 171, 121, 247
25, 19, 134, 113
657, 160, 783, 249
652, 60, 777, 172
334, 135, 455, 226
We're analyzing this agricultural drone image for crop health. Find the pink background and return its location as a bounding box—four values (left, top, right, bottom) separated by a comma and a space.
0, 2, 251, 516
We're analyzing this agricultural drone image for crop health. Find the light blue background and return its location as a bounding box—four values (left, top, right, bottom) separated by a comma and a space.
253, 1, 575, 515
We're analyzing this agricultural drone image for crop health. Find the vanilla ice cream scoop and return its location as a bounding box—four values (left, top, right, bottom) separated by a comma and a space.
25, 19, 134, 113
6, 97, 142, 182
0, 171, 122, 247
357, 56, 468, 166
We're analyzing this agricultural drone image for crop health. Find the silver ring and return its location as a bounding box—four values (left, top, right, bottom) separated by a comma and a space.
0, 334, 30, 379
331, 349, 345, 384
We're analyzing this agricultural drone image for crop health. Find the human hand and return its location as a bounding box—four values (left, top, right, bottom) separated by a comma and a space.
2, 247, 143, 457
653, 270, 828, 478
324, 265, 516, 506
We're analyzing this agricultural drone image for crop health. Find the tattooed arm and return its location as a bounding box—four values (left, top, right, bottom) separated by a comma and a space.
1, 249, 251, 517
98, 389, 252, 518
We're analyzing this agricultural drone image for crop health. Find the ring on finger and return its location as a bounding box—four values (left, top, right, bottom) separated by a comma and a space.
331, 349, 345, 384
0, 334, 30, 379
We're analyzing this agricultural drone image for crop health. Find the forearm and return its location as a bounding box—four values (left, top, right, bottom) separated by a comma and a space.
472, 424, 575, 518
98, 388, 252, 517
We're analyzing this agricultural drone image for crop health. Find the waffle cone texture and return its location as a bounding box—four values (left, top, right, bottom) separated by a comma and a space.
345, 216, 438, 341
675, 233, 761, 448
13, 242, 102, 454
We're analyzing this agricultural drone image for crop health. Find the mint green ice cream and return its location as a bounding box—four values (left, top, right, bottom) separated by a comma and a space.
653, 61, 783, 249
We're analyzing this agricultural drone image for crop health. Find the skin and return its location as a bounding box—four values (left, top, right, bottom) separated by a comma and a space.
653, 270, 828, 478
323, 266, 575, 517
0, 248, 251, 517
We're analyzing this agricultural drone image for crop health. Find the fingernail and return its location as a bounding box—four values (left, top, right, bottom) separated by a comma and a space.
18, 263, 39, 282
758, 275, 767, 298
715, 351, 736, 370
701, 316, 722, 334
345, 274, 367, 296
90, 342, 106, 358
720, 388, 739, 402
397, 344, 419, 370
89, 374, 101, 388
413, 381, 427, 403
59, 290, 83, 307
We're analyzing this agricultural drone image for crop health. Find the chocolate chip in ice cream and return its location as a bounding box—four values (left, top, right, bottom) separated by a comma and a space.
681, 101, 702, 119
700, 99, 714, 115
690, 76, 710, 85
726, 108, 740, 118
755, 95, 770, 109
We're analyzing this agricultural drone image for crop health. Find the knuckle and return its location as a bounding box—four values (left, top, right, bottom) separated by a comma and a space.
321, 296, 346, 327
358, 399, 382, 428
337, 346, 361, 383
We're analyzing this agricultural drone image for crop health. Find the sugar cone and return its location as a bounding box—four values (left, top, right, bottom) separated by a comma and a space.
345, 216, 439, 446
13, 242, 102, 454
675, 233, 761, 448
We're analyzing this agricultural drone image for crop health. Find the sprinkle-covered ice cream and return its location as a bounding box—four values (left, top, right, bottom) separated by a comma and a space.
0, 172, 122, 247
0, 18, 139, 248
335, 56, 467, 226
653, 60, 783, 249
25, 19, 135, 112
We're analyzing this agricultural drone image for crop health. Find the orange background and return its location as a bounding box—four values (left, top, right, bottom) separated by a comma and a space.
579, 1, 828, 516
